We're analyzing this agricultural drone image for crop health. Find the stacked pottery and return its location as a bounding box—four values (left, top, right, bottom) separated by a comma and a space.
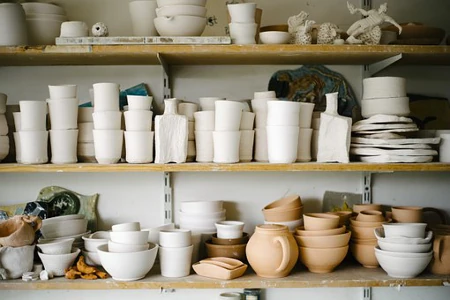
374, 223, 433, 278
77, 107, 95, 162
0, 93, 9, 162
39, 214, 89, 250
124, 95, 154, 163
194, 97, 222, 162
262, 195, 303, 232
159, 229, 193, 277
213, 100, 242, 163
251, 91, 278, 162
37, 236, 79, 277
92, 83, 123, 164
205, 221, 248, 262
81, 231, 110, 266
228, 2, 258, 44
296, 213, 349, 273
178, 101, 198, 162
179, 200, 225, 232
47, 84, 79, 164
297, 102, 315, 162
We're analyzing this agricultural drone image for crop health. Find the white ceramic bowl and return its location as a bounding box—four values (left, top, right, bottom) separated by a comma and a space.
97, 243, 158, 281
374, 228, 433, 244
108, 240, 150, 253
159, 229, 192, 248
215, 221, 244, 239
141, 223, 175, 245
361, 97, 410, 118
377, 239, 432, 253
37, 248, 80, 276
180, 200, 223, 214
157, 0, 206, 6
82, 250, 101, 266
259, 31, 291, 44
382, 223, 427, 238
26, 18, 62, 45
37, 238, 74, 255
40, 218, 88, 239
154, 16, 206, 36
179, 208, 226, 219
82, 232, 110, 252
109, 231, 149, 245
156, 5, 207, 17
42, 214, 84, 225
22, 2, 66, 15
374, 247, 432, 278
26, 13, 67, 22
112, 222, 141, 232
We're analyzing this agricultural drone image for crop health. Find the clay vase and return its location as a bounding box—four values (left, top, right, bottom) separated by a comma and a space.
430, 225, 450, 275
246, 224, 298, 278
0, 215, 42, 247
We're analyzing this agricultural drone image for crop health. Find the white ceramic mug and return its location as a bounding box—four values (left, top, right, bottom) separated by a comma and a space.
93, 129, 123, 164
78, 122, 94, 143
299, 102, 315, 128
124, 110, 153, 131
92, 111, 122, 130
49, 129, 78, 164
178, 102, 198, 121
214, 100, 243, 131
127, 95, 153, 111
439, 133, 450, 162
129, 0, 158, 36
78, 107, 94, 123
267, 101, 301, 126
93, 83, 120, 112
229, 22, 257, 45
159, 229, 192, 248
239, 130, 255, 162
124, 130, 154, 163
254, 127, 268, 162
13, 132, 21, 163
266, 125, 299, 163
19, 130, 48, 164
297, 128, 313, 162
195, 130, 213, 163
213, 130, 241, 163
19, 100, 47, 131
240, 111, 255, 130
199, 97, 225, 111
227, 2, 256, 23
194, 111, 215, 131
46, 98, 79, 130
159, 244, 193, 278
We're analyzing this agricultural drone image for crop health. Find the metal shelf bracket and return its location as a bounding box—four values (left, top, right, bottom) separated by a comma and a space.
364, 54, 403, 77
362, 172, 372, 204
164, 172, 173, 224
363, 287, 372, 300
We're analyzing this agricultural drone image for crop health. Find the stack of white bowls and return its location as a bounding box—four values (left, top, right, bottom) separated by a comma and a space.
77, 107, 95, 162
37, 237, 80, 277
124, 95, 154, 163
227, 2, 257, 44
0, 93, 9, 162
374, 223, 433, 278
159, 229, 193, 277
92, 83, 123, 164
39, 214, 89, 250
81, 231, 110, 266
22, 2, 67, 45
47, 85, 79, 164
178, 102, 198, 162
179, 200, 225, 233
213, 100, 243, 163
251, 91, 278, 162
154, 0, 207, 37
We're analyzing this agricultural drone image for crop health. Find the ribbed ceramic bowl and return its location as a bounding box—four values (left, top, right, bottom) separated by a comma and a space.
377, 239, 432, 253
40, 218, 88, 239
205, 240, 247, 261
350, 241, 379, 268
382, 223, 427, 238
37, 237, 74, 255
296, 225, 346, 237
303, 213, 339, 231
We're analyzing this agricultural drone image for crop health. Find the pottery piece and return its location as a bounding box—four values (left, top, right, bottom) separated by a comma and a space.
294, 231, 351, 248
156, 5, 207, 17
0, 3, 27, 46
326, 211, 352, 227
12, 132, 20, 163
374, 228, 433, 245
359, 155, 433, 163
350, 224, 379, 240
227, 3, 256, 23
194, 111, 215, 131
205, 240, 246, 261
361, 97, 410, 118
159, 229, 192, 248
288, 11, 315, 45
351, 147, 435, 157
251, 98, 275, 128
246, 224, 298, 278
351, 138, 440, 146
297, 128, 313, 162
112, 222, 140, 232
180, 200, 223, 214
154, 16, 206, 37
214, 100, 243, 131
266, 125, 299, 163
239, 130, 254, 162
239, 112, 255, 130
40, 218, 88, 239
254, 128, 268, 162
82, 250, 101, 266
350, 217, 389, 228
0, 115, 7, 136
123, 110, 153, 131
38, 247, 80, 276
48, 85, 77, 99
126, 95, 153, 111
78, 122, 94, 143
267, 101, 301, 126
78, 107, 94, 123
82, 234, 109, 252
109, 230, 149, 245
351, 143, 431, 150
259, 31, 290, 44
229, 22, 257, 45
213, 130, 241, 163
124, 130, 154, 163
0, 245, 35, 279
263, 206, 302, 222
178, 102, 198, 122
354, 114, 413, 126
391, 206, 424, 223
49, 129, 78, 164
264, 194, 302, 211
93, 83, 120, 112
129, 0, 158, 36
194, 130, 213, 162
299, 245, 348, 273
93, 129, 123, 164
352, 123, 418, 132
211, 232, 249, 246
350, 241, 379, 268
215, 221, 244, 239
362, 77, 406, 100
317, 92, 351, 163
159, 244, 193, 277
382, 223, 427, 238
374, 247, 432, 278
19, 130, 49, 164
19, 100, 47, 131
37, 238, 75, 255
60, 21, 88, 37
430, 226, 450, 275
155, 99, 188, 164
296, 225, 346, 237
108, 240, 150, 253
353, 204, 382, 213
198, 97, 225, 111
193, 258, 247, 280
356, 210, 384, 222
303, 213, 339, 231
0, 215, 41, 247
377, 239, 431, 253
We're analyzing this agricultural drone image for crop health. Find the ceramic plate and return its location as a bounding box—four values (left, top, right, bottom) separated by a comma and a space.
352, 137, 441, 145
351, 148, 437, 156
351, 143, 431, 149
359, 155, 433, 163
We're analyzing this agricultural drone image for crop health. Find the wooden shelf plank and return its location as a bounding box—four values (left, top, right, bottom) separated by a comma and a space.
0, 264, 448, 290
0, 45, 449, 66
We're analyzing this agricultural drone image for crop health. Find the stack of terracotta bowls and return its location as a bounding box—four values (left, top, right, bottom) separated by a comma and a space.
262, 194, 303, 232
205, 221, 249, 262
296, 213, 349, 273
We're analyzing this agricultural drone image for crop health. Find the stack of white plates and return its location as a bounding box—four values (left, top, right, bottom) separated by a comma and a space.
179, 200, 225, 233
39, 214, 89, 249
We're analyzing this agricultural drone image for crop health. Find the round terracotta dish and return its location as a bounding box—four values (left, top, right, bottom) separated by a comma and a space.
303, 213, 339, 231
263, 194, 302, 210
356, 210, 384, 222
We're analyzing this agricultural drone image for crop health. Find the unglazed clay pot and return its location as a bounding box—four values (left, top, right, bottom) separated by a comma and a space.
0, 215, 41, 247
430, 225, 450, 275
246, 224, 298, 278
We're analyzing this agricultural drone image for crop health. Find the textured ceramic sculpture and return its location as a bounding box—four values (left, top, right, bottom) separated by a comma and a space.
317, 92, 352, 163
155, 99, 188, 164
317, 23, 341, 44
430, 226, 450, 275
0, 215, 41, 247
346, 2, 402, 45
287, 11, 315, 45
92, 22, 108, 37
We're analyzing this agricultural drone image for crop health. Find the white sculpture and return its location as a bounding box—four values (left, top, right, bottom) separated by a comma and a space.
346, 2, 402, 45
317, 23, 341, 44
288, 11, 316, 45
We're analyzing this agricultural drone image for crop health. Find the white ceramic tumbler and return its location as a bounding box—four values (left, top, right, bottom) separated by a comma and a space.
194, 111, 215, 131
254, 128, 268, 162
93, 83, 120, 112
297, 128, 313, 162
214, 100, 243, 131
124, 110, 153, 131
127, 95, 153, 111
267, 100, 301, 126
178, 103, 198, 121
129, 0, 158, 36
266, 125, 299, 163
46, 98, 79, 130
93, 129, 123, 164
239, 130, 255, 162
159, 245, 193, 278
229, 22, 257, 45
92, 111, 122, 130
299, 102, 315, 128
213, 131, 241, 163
251, 98, 277, 128
49, 129, 78, 164
124, 130, 154, 163
227, 3, 257, 23
19, 100, 47, 131
240, 111, 255, 130
194, 130, 213, 163
19, 130, 48, 164
48, 84, 77, 99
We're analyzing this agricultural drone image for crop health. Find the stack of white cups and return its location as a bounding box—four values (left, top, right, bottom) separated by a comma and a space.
227, 2, 257, 45
0, 93, 9, 162
213, 100, 242, 163
297, 102, 316, 162
178, 102, 198, 162
77, 107, 95, 162
251, 91, 278, 162
159, 229, 193, 278
123, 95, 154, 163
47, 85, 79, 164
92, 83, 123, 164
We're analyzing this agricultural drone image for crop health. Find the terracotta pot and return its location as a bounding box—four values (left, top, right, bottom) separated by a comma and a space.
299, 245, 348, 273
430, 225, 450, 275
356, 210, 384, 222
350, 217, 391, 228
0, 215, 41, 247
262, 206, 303, 222
205, 240, 247, 261
296, 225, 346, 237
211, 232, 249, 245
326, 211, 352, 227
294, 231, 350, 248
352, 204, 382, 213
246, 224, 298, 278
350, 241, 379, 268
349, 224, 380, 240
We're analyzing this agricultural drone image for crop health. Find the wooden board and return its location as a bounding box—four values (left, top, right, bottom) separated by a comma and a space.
56, 36, 232, 45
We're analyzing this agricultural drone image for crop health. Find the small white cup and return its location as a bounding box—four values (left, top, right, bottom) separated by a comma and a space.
239, 129, 254, 162
251, 98, 277, 128
213, 130, 241, 163
48, 85, 77, 99
299, 102, 316, 128
92, 111, 122, 130
47, 98, 79, 130
60, 21, 89, 37
194, 111, 215, 131
159, 229, 192, 248
227, 3, 257, 23
124, 130, 154, 163
178, 102, 198, 121
195, 130, 213, 163
13, 132, 21, 163
199, 97, 225, 111
19, 130, 48, 164
254, 91, 276, 99
19, 100, 47, 131
214, 100, 243, 131
297, 128, 313, 162
159, 244, 193, 278
49, 129, 78, 164
129, 0, 158, 36
254, 128, 268, 162
127, 95, 153, 111
215, 221, 245, 239
111, 222, 141, 232
240, 111, 255, 130
267, 125, 299, 163
267, 101, 301, 126
93, 129, 123, 164
78, 107, 94, 123
229, 22, 257, 45
124, 110, 153, 131
78, 122, 94, 142
93, 83, 120, 112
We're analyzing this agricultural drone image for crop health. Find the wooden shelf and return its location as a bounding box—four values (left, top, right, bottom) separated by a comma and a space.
0, 264, 448, 290
0, 45, 449, 66
0, 162, 449, 173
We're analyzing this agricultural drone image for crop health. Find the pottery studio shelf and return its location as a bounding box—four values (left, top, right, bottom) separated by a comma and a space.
0, 264, 448, 290
0, 45, 449, 66
0, 162, 449, 173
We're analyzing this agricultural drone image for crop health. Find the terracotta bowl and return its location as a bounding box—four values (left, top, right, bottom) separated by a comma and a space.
352, 204, 382, 213
303, 213, 339, 231
263, 206, 303, 222
263, 194, 302, 211
294, 231, 350, 248
299, 245, 348, 273
326, 211, 352, 227
211, 232, 249, 245
350, 224, 380, 239
350, 217, 391, 228
356, 210, 384, 222
296, 225, 346, 237
351, 237, 378, 245
391, 206, 423, 223
205, 240, 247, 261
350, 242, 379, 268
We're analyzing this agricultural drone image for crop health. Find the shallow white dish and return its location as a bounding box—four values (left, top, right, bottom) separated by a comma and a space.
42, 214, 85, 225
374, 247, 432, 278
259, 31, 291, 44
22, 2, 66, 15
41, 218, 88, 239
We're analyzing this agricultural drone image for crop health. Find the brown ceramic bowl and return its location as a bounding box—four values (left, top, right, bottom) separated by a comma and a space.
263, 206, 303, 222
350, 241, 379, 268
263, 194, 302, 211
356, 210, 384, 222
353, 204, 382, 213
391, 206, 423, 223
351, 237, 378, 245
211, 232, 249, 245
350, 217, 391, 228
294, 231, 351, 248
350, 224, 380, 240
205, 240, 246, 261
303, 213, 339, 231
296, 225, 346, 237
326, 211, 352, 227
299, 245, 348, 273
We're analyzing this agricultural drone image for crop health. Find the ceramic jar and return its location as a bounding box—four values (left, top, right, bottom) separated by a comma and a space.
246, 224, 298, 278
0, 215, 42, 247
430, 226, 450, 275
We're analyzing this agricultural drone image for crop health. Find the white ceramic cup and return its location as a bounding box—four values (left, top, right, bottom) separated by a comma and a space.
111, 222, 141, 232
251, 97, 277, 128
78, 122, 94, 143
254, 91, 276, 99
266, 125, 299, 163
19, 130, 48, 164
13, 132, 21, 163
229, 22, 257, 45
48, 84, 77, 99
227, 3, 256, 23
199, 97, 225, 111
127, 95, 153, 111
297, 128, 313, 162
124, 110, 153, 131
215, 221, 244, 239
239, 129, 254, 162
188, 121, 195, 141
93, 129, 123, 164
124, 130, 154, 163
214, 100, 243, 131
194, 111, 215, 131
439, 133, 450, 162
46, 98, 79, 130
0, 93, 7, 114
19, 100, 47, 131
129, 0, 158, 36
240, 111, 255, 130
92, 111, 122, 130
78, 107, 94, 123
178, 102, 198, 121
107, 240, 149, 253
213, 130, 241, 163
159, 229, 192, 248
254, 127, 268, 162
194, 130, 213, 163
159, 244, 193, 278
93, 83, 120, 112
299, 102, 315, 128
60, 21, 88, 37
49, 129, 78, 164
267, 100, 301, 126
